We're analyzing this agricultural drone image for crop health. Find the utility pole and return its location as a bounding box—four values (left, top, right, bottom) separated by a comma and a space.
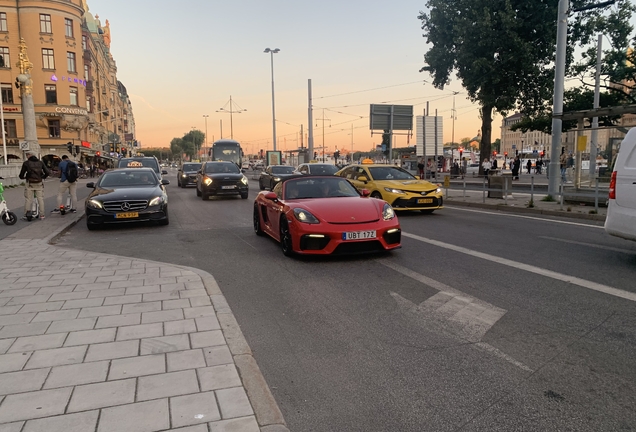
308, 79, 314, 159
316, 109, 330, 162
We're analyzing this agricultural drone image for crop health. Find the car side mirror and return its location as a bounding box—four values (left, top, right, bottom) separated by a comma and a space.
161, 179, 170, 185
361, 189, 371, 197
86, 182, 95, 188
358, 176, 368, 183
264, 192, 278, 201
162, 170, 168, 175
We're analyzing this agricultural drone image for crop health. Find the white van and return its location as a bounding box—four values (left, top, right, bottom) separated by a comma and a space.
604, 128, 636, 241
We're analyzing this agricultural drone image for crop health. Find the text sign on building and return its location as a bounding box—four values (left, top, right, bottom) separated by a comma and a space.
415, 116, 443, 157
369, 104, 413, 131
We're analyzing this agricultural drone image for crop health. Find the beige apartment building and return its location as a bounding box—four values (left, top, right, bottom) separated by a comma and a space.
0, 0, 134, 168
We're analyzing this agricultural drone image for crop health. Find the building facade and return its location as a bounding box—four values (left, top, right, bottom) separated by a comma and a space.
0, 0, 134, 168
500, 113, 552, 158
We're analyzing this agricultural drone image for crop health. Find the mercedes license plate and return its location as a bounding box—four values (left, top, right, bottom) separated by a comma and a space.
114, 212, 138, 219
342, 230, 376, 240
221, 185, 236, 189
418, 198, 433, 204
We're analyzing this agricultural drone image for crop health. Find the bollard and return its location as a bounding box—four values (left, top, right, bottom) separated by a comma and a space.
482, 175, 486, 203
504, 177, 508, 205
595, 177, 599, 213
463, 178, 466, 201
560, 182, 564, 211
531, 176, 534, 205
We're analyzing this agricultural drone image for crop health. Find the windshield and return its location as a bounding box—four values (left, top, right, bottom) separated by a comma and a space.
182, 163, 201, 171
206, 163, 240, 174
118, 159, 159, 173
284, 178, 359, 200
309, 164, 339, 175
212, 144, 241, 164
99, 170, 158, 187
272, 166, 295, 174
368, 166, 416, 181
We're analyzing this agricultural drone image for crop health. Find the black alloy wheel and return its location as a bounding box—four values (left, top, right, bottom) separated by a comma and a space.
279, 217, 293, 256
253, 205, 264, 236
370, 191, 383, 199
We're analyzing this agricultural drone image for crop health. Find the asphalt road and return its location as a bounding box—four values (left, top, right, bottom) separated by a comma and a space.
54, 168, 636, 432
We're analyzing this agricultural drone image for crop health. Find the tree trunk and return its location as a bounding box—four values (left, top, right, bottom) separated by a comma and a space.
478, 104, 493, 175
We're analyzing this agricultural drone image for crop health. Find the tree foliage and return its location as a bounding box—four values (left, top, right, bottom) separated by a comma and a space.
418, 0, 632, 166
169, 130, 204, 161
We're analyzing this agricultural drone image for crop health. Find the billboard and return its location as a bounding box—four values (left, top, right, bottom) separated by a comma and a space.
370, 105, 413, 131
416, 116, 443, 157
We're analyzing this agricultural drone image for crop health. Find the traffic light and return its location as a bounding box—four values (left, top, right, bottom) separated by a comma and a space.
75, 145, 80, 156
493, 151, 497, 156
66, 142, 73, 154
504, 152, 508, 157
110, 144, 114, 152
459, 149, 463, 159
96, 151, 100, 157
540, 151, 545, 157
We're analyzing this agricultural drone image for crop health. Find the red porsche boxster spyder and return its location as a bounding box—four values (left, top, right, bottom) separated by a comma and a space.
253, 175, 401, 256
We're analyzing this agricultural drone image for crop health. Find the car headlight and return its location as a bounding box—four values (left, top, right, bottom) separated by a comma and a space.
382, 203, 395, 220
203, 177, 213, 186
436, 188, 442, 194
241, 176, 248, 184
293, 208, 320, 224
384, 187, 405, 194
181, 174, 187, 178
273, 177, 281, 182
149, 196, 164, 206
87, 199, 103, 209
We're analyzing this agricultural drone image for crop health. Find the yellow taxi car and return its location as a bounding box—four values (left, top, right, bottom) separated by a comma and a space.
335, 163, 443, 213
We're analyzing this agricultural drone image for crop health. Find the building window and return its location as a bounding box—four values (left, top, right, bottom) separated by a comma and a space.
40, 14, 52, 34
65, 18, 73, 38
1, 83, 13, 104
42, 49, 55, 69
86, 97, 91, 112
84, 65, 89, 81
70, 87, 78, 106
45, 85, 57, 104
48, 120, 61, 138
82, 35, 87, 50
4, 120, 16, 138
0, 47, 8, 68
67, 52, 76, 73
0, 13, 7, 32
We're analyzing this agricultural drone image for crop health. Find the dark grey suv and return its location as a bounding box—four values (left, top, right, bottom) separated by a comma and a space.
177, 162, 202, 188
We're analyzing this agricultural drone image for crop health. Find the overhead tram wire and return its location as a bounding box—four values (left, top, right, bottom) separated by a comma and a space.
315, 80, 427, 100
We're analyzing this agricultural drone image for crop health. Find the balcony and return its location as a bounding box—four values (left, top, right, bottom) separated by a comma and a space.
86, 80, 94, 92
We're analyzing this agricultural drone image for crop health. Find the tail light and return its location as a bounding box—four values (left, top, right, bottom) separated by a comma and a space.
608, 171, 617, 199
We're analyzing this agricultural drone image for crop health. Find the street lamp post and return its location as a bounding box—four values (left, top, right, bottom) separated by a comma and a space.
216, 96, 246, 140
264, 48, 280, 151
203, 115, 209, 159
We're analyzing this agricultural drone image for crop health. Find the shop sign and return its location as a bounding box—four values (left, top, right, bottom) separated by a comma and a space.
55, 107, 88, 116
81, 141, 91, 148
50, 74, 87, 87
2, 107, 20, 112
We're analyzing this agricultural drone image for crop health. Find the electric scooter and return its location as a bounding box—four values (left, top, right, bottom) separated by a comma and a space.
0, 177, 18, 225
25, 189, 40, 221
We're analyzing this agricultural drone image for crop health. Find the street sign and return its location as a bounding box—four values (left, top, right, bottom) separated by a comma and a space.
444, 175, 450, 188
19, 141, 29, 150
512, 145, 516, 149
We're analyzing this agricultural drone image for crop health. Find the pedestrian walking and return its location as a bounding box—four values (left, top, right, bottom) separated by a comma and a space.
18, 151, 50, 220
90, 163, 96, 178
512, 156, 521, 180
560, 147, 568, 182
526, 159, 532, 174
536, 158, 543, 175
417, 157, 425, 179
52, 155, 78, 214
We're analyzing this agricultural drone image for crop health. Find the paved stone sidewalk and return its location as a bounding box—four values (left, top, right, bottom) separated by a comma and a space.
0, 238, 287, 432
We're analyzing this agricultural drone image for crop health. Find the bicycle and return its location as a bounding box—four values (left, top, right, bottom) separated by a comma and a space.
0, 177, 18, 225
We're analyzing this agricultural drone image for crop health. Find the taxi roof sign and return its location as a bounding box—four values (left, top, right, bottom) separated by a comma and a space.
127, 161, 144, 167
361, 158, 374, 164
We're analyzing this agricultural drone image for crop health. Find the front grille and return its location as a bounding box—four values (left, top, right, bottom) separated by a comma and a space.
392, 196, 441, 209
333, 240, 385, 255
300, 235, 330, 251
103, 200, 148, 212
188, 175, 197, 180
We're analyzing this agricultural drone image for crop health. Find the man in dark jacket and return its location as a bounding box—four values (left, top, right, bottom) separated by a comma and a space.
18, 151, 50, 220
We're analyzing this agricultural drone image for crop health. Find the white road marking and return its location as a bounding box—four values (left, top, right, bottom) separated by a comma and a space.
539, 236, 636, 255
382, 260, 533, 372
446, 206, 604, 229
402, 231, 636, 302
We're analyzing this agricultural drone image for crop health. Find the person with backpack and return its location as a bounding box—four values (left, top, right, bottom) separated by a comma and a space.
18, 151, 50, 220
52, 155, 78, 214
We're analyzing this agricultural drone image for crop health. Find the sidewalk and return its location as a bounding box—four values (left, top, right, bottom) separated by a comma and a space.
0, 213, 289, 432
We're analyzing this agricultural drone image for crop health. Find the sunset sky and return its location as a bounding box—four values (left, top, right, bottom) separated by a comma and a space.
86, 0, 620, 155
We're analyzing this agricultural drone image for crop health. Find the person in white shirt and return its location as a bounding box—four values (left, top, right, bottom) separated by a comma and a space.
482, 158, 492, 177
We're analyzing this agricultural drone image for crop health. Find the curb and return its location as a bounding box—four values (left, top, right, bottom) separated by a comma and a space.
445, 199, 606, 222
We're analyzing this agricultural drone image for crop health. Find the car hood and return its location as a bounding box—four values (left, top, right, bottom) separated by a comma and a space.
89, 186, 163, 201
374, 179, 439, 193
203, 173, 243, 180
290, 197, 381, 223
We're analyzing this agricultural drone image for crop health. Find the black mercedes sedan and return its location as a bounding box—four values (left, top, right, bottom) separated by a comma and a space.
177, 162, 201, 188
85, 168, 169, 230
196, 161, 249, 200
258, 165, 297, 190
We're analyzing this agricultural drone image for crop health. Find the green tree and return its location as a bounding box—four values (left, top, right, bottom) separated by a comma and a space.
418, 0, 628, 170
492, 138, 501, 153
170, 138, 185, 161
